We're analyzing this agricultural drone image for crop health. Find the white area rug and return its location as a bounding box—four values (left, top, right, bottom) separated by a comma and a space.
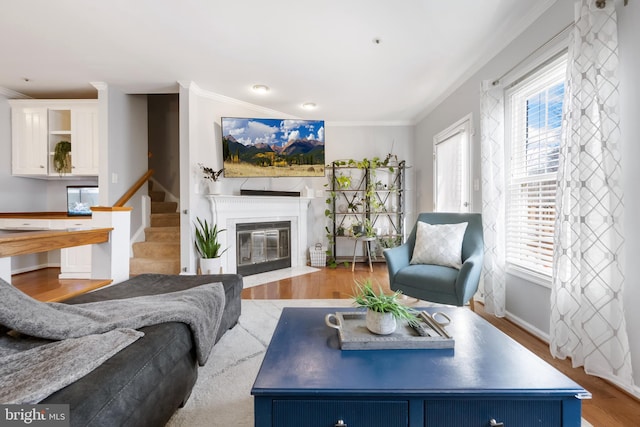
166, 299, 351, 427
241, 266, 319, 289
166, 299, 593, 427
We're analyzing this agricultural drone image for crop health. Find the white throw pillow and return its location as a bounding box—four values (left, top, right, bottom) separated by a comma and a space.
410, 222, 468, 269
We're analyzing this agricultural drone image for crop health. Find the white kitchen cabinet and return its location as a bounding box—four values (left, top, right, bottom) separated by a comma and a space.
9, 100, 99, 178
11, 106, 49, 175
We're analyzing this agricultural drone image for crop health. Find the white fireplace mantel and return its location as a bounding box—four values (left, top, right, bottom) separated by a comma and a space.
206, 195, 313, 274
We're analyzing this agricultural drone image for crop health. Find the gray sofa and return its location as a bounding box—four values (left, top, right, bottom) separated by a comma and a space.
40, 273, 243, 427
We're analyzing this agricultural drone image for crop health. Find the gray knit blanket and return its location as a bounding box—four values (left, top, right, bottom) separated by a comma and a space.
0, 278, 225, 403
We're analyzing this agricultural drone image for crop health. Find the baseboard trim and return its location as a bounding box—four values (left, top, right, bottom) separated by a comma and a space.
504, 310, 550, 343
12, 263, 57, 275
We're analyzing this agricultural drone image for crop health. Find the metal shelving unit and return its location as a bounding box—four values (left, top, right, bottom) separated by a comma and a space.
326, 159, 406, 264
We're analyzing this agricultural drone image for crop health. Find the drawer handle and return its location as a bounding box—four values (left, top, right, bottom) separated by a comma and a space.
335, 420, 347, 427
489, 419, 504, 427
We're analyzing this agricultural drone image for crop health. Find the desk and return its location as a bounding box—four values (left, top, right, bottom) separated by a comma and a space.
0, 228, 112, 285
351, 235, 376, 272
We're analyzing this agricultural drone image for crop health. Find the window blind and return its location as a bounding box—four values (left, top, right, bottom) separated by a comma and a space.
505, 54, 567, 277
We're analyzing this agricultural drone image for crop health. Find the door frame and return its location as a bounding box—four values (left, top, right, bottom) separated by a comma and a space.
433, 113, 474, 212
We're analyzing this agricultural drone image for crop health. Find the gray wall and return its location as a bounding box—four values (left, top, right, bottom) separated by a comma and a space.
617, 0, 640, 393
148, 94, 180, 198
96, 85, 149, 240
414, 0, 640, 394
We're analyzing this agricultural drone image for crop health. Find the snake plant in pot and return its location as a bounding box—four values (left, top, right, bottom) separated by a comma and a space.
352, 279, 418, 335
194, 217, 228, 274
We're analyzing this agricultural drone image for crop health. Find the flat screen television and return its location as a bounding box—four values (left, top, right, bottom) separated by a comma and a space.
221, 117, 325, 178
67, 186, 99, 216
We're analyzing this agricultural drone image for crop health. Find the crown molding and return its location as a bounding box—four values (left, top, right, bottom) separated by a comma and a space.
0, 87, 30, 99
326, 120, 414, 127
90, 81, 108, 91
179, 81, 300, 119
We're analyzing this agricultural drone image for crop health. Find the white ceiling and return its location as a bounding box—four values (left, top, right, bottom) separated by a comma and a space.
0, 0, 555, 123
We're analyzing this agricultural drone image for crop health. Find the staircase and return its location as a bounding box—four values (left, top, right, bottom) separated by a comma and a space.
129, 182, 181, 275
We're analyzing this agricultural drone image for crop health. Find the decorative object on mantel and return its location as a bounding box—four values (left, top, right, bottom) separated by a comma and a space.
194, 217, 228, 274
199, 163, 224, 195
53, 140, 72, 174
350, 279, 417, 335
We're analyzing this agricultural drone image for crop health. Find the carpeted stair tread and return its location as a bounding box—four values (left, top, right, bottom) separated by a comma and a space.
149, 190, 166, 202
151, 213, 180, 227
129, 257, 181, 275
144, 226, 180, 242
132, 241, 180, 258
151, 201, 178, 213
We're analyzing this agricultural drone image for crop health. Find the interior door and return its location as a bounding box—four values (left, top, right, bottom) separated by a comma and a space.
433, 114, 472, 212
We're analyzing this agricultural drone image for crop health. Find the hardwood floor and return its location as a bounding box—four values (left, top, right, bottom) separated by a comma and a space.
11, 267, 112, 302
14, 264, 640, 426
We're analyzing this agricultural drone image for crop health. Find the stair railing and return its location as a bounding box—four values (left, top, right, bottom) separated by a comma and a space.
113, 169, 155, 207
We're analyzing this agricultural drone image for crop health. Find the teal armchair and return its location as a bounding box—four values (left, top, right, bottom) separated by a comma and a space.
384, 212, 484, 307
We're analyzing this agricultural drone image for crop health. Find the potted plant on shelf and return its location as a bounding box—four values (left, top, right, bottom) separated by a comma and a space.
352, 279, 417, 335
194, 217, 228, 274
199, 163, 224, 194
53, 140, 72, 174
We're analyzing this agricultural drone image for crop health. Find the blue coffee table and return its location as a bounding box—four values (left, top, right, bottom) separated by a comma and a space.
251, 307, 590, 427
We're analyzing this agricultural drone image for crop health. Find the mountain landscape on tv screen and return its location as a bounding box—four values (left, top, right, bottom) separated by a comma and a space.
221, 118, 325, 177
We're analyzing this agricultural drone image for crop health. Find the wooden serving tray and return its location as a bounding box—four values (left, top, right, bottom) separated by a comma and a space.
325, 311, 455, 350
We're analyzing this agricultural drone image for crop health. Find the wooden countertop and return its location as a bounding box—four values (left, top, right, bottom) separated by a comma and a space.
0, 212, 92, 219
0, 228, 113, 257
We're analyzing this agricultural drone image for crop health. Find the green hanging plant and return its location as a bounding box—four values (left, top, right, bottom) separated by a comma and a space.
53, 140, 72, 174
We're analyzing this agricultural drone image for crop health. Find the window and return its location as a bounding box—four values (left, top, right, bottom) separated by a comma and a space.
505, 53, 567, 279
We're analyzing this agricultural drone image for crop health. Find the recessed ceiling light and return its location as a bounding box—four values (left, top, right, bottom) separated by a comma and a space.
252, 84, 270, 94
302, 102, 317, 110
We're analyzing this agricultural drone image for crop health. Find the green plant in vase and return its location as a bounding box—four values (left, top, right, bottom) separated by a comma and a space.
53, 140, 72, 174
352, 279, 418, 334
194, 217, 228, 274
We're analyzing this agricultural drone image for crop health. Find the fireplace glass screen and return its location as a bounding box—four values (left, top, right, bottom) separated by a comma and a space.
236, 221, 291, 276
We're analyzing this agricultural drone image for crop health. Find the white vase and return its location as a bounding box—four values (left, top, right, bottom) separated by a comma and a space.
200, 257, 221, 275
366, 309, 397, 335
209, 180, 223, 195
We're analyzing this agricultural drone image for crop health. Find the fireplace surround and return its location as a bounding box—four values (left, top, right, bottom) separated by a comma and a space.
206, 195, 312, 274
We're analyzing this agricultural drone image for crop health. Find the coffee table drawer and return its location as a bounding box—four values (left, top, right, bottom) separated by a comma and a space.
425, 399, 561, 426
272, 399, 408, 427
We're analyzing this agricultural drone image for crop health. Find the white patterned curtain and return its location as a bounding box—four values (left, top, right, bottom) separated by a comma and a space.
550, 0, 633, 387
480, 81, 506, 317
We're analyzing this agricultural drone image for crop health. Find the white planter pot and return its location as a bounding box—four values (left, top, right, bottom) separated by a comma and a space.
366, 309, 397, 335
200, 257, 221, 275
209, 180, 223, 195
